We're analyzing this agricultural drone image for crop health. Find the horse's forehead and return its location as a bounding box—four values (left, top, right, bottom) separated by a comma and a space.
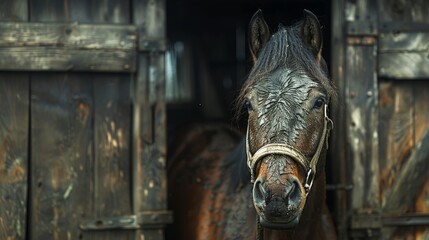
249, 69, 319, 143
254, 69, 318, 103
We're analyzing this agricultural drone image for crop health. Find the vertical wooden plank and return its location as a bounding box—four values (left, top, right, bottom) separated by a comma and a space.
0, 2, 29, 240
90, 76, 133, 240
345, 1, 381, 238
68, 0, 130, 24
29, 0, 68, 22
0, 76, 29, 240
29, 2, 133, 240
378, 81, 414, 197
71, 2, 134, 240
413, 82, 429, 240
30, 75, 93, 240
330, 0, 349, 239
345, 0, 380, 212
0, 0, 28, 21
346, 44, 379, 211
29, 3, 92, 240
379, 0, 429, 23
378, 81, 415, 239
378, 1, 429, 239
133, 0, 168, 239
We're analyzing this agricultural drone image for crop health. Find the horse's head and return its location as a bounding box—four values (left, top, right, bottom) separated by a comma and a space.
240, 10, 336, 229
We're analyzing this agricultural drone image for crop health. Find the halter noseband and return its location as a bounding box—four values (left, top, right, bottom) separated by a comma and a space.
246, 104, 333, 195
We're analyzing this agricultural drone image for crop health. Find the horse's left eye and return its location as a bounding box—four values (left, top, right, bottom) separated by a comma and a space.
313, 97, 326, 109
244, 99, 253, 112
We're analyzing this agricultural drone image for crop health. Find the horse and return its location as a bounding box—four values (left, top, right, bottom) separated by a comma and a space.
167, 9, 338, 240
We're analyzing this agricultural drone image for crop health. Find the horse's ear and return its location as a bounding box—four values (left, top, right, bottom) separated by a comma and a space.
301, 9, 323, 59
249, 9, 270, 63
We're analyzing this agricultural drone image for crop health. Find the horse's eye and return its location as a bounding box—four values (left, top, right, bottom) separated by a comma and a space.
244, 99, 253, 112
313, 97, 326, 109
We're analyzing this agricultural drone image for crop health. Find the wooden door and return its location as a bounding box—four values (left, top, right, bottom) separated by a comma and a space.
0, 1, 170, 240
331, 0, 429, 239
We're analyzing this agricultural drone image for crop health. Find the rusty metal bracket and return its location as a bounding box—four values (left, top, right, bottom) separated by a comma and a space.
80, 211, 173, 230
350, 212, 382, 239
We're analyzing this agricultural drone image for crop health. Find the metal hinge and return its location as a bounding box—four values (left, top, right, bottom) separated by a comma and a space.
80, 211, 173, 230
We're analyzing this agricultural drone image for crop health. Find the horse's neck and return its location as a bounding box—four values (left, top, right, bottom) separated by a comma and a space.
263, 170, 327, 240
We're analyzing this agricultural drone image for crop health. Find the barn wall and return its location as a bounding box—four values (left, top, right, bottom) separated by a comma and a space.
0, 0, 169, 240
333, 0, 429, 239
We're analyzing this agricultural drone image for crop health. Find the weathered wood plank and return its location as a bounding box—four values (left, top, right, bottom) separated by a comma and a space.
0, 22, 136, 49
133, 0, 168, 239
345, 1, 380, 221
30, 74, 94, 240
413, 82, 429, 240
346, 44, 380, 210
0, 2, 29, 240
75, 2, 134, 240
0, 47, 136, 72
383, 127, 429, 215
330, 0, 348, 237
133, 53, 167, 240
0, 0, 28, 22
379, 0, 429, 23
378, 82, 414, 197
90, 76, 133, 240
0, 75, 29, 240
29, 0, 68, 22
379, 52, 429, 79
68, 0, 130, 24
380, 32, 429, 51
133, 0, 166, 51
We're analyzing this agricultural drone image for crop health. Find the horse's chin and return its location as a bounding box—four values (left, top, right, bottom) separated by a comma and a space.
259, 214, 301, 229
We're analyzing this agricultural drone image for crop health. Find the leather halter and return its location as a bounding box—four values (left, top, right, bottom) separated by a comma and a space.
246, 104, 333, 195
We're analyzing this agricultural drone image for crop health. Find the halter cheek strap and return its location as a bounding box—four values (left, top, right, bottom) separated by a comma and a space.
246, 104, 333, 195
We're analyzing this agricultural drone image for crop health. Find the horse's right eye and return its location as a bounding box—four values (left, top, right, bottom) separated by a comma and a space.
244, 100, 253, 112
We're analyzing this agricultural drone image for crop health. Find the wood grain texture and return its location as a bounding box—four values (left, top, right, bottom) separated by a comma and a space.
0, 0, 28, 22
346, 44, 380, 211
0, 75, 29, 240
30, 75, 94, 240
0, 47, 136, 72
76, 1, 134, 239
330, 0, 349, 238
379, 52, 429, 79
133, 0, 166, 51
345, 0, 380, 214
379, 0, 429, 23
132, 0, 168, 239
0, 22, 136, 49
133, 53, 167, 240
91, 76, 133, 240
0, 2, 29, 240
377, 1, 429, 238
378, 82, 414, 198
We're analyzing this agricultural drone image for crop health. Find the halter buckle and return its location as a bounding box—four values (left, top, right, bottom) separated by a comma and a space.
304, 169, 315, 195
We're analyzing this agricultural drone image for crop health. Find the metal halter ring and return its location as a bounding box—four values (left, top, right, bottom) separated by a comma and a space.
304, 169, 315, 195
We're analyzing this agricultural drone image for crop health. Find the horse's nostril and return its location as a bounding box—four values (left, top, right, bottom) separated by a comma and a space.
284, 177, 302, 207
253, 179, 269, 205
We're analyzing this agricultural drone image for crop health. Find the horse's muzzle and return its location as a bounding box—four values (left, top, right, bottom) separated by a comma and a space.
253, 175, 305, 229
